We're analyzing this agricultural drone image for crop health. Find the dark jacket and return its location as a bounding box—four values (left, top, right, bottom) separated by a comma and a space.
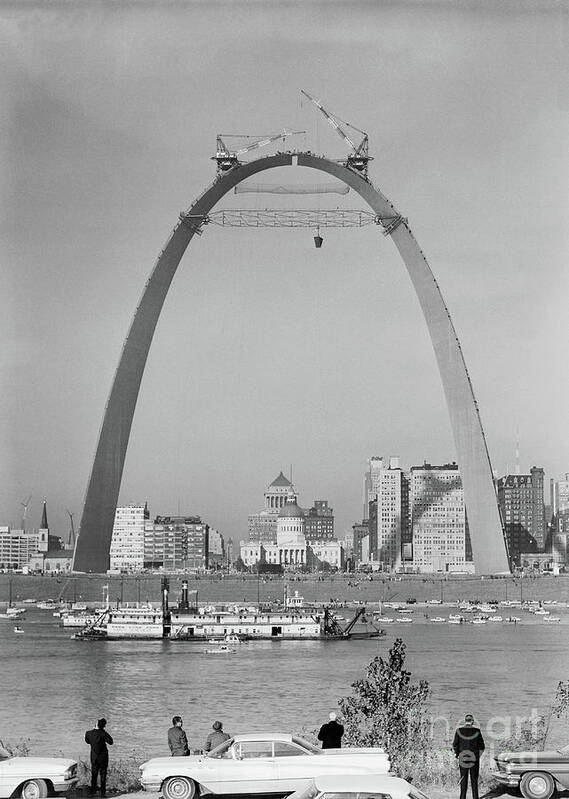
85, 728, 113, 764
168, 725, 189, 756
453, 725, 485, 761
317, 720, 344, 749
204, 730, 230, 752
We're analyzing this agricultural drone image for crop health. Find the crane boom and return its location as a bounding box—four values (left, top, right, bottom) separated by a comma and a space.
300, 89, 371, 176
301, 89, 359, 151
213, 129, 305, 172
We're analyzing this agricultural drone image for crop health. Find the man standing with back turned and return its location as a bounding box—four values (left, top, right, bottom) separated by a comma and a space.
168, 716, 190, 756
85, 718, 113, 797
317, 712, 344, 749
453, 713, 485, 799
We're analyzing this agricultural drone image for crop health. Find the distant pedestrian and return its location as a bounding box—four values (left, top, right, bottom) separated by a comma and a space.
453, 714, 485, 799
317, 712, 344, 749
168, 716, 190, 756
85, 718, 113, 797
204, 721, 230, 752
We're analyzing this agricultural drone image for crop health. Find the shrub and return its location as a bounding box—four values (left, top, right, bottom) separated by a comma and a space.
77, 749, 148, 793
339, 637, 431, 776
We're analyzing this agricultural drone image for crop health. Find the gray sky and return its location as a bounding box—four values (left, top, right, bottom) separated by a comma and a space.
1, 0, 568, 546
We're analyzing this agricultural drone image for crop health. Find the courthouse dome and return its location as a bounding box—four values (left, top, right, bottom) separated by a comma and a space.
278, 498, 304, 519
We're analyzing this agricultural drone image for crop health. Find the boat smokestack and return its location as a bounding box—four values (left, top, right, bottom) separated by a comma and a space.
179, 579, 189, 612
161, 577, 169, 614
161, 577, 171, 639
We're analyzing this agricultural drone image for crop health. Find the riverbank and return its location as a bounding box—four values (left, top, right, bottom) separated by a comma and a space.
2, 572, 568, 609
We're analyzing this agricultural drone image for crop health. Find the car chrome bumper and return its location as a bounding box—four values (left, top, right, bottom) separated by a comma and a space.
492, 771, 521, 787
52, 777, 79, 793
140, 778, 162, 792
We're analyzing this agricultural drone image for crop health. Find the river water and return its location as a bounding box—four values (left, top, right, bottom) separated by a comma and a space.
1, 606, 568, 767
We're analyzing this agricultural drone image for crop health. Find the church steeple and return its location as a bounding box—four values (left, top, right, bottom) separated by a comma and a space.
40, 499, 49, 531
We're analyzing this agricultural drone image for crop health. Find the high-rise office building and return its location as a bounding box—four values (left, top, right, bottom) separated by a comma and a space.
110, 504, 149, 572
304, 500, 334, 542
145, 515, 209, 571
366, 456, 407, 569
551, 474, 569, 533
497, 467, 545, 566
410, 463, 467, 573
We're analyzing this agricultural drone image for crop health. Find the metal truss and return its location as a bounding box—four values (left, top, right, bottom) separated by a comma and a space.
187, 209, 381, 228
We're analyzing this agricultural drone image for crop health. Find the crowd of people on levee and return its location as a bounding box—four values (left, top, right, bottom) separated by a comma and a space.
83, 710, 484, 798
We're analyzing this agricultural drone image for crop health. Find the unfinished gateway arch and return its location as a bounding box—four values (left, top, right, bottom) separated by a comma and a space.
73, 152, 510, 575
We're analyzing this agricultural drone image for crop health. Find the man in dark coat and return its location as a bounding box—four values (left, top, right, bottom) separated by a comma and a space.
85, 718, 113, 797
453, 714, 485, 799
204, 720, 230, 752
317, 712, 344, 749
168, 716, 190, 756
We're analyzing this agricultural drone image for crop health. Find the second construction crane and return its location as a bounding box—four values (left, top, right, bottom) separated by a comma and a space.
301, 89, 371, 178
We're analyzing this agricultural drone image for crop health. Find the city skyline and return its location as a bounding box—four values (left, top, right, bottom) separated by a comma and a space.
2, 2, 568, 551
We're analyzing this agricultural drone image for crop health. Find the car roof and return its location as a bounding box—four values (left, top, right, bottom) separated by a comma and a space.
312, 774, 412, 793
232, 733, 295, 743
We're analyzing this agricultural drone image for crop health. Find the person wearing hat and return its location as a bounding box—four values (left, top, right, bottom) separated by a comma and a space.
84, 718, 113, 797
317, 712, 344, 749
452, 714, 485, 799
204, 721, 230, 752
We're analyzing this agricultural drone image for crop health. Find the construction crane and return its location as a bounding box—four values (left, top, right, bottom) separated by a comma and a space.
213, 129, 305, 173
301, 89, 371, 177
66, 509, 76, 549
20, 494, 32, 532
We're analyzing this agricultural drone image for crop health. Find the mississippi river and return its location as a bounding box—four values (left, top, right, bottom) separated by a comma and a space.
1, 605, 568, 766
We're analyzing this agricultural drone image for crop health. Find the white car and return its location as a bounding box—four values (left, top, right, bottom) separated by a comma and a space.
0, 753, 78, 799
287, 773, 430, 799
140, 732, 390, 799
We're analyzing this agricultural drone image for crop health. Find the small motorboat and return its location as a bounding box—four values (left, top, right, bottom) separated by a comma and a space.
204, 644, 235, 654
13, 625, 25, 634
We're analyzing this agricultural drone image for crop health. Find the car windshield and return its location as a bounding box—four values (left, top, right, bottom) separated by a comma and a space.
207, 738, 235, 759
292, 736, 321, 754
0, 745, 12, 762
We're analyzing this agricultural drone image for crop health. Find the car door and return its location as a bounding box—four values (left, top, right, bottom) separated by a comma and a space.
274, 741, 325, 792
0, 758, 15, 798
210, 741, 279, 794
276, 744, 372, 792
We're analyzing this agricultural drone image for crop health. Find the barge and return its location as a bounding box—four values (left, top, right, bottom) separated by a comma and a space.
73, 579, 385, 642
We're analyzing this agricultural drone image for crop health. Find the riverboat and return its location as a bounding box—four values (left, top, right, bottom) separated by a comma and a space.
171, 605, 383, 641
73, 580, 384, 642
